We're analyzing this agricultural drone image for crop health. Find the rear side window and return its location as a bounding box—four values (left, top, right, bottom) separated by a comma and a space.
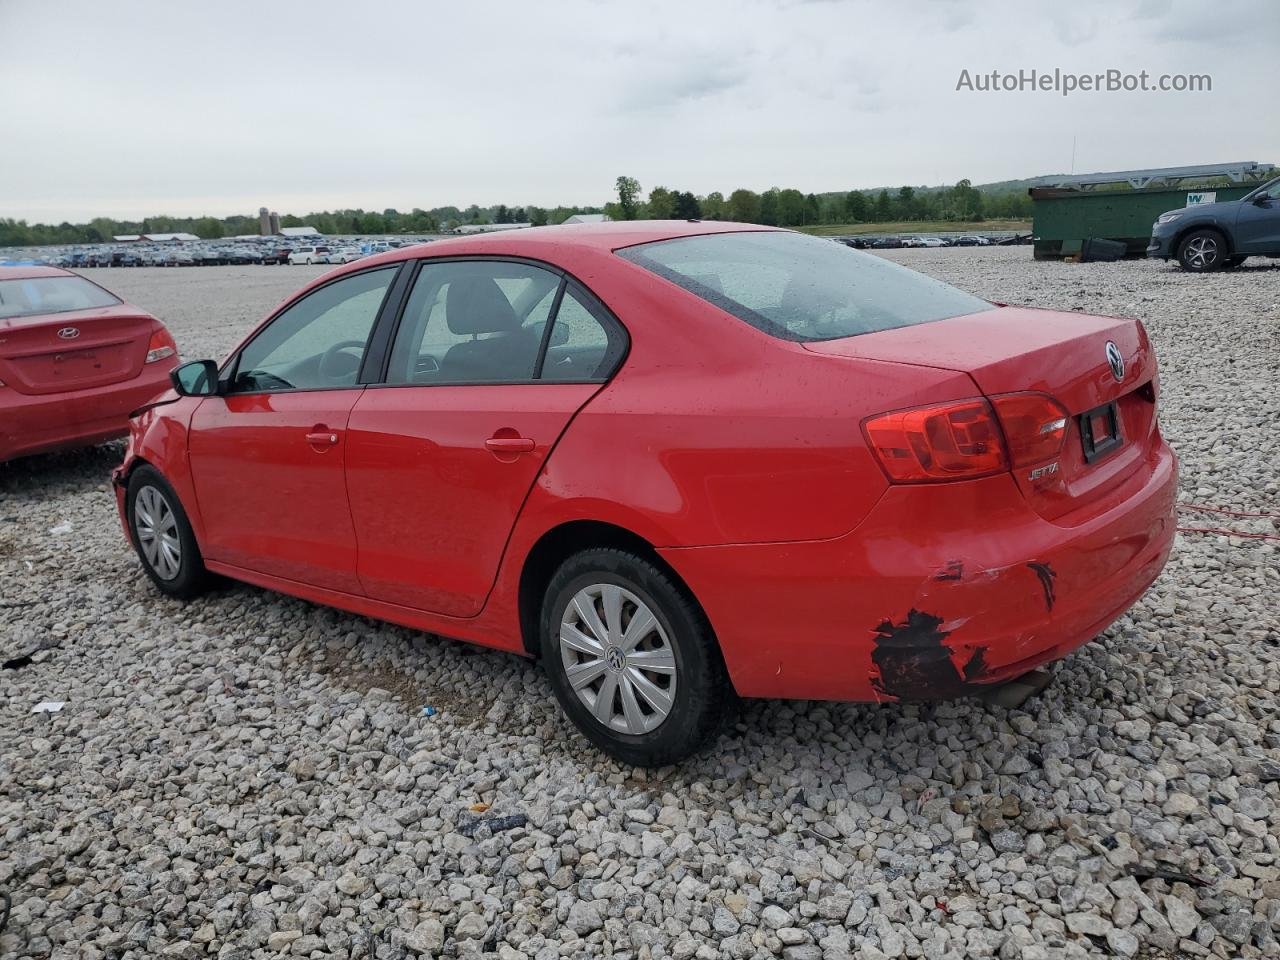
0, 276, 119, 320
542, 285, 626, 382
616, 231, 990, 342
386, 261, 558, 384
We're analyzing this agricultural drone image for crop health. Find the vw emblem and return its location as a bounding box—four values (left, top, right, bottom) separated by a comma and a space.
1104, 341, 1125, 382
57, 327, 81, 340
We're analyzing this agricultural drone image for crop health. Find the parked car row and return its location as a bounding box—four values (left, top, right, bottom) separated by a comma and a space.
0, 236, 430, 272
837, 234, 998, 250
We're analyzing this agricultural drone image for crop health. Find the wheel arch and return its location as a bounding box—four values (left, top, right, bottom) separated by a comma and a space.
516, 519, 707, 656
1173, 220, 1235, 256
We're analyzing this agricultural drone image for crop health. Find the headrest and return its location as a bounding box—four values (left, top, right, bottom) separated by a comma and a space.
445, 277, 518, 335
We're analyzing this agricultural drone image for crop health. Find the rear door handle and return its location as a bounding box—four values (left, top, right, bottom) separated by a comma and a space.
306, 430, 339, 446
485, 437, 535, 453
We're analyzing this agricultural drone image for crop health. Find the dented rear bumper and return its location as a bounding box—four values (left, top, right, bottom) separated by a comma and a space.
659, 440, 1177, 701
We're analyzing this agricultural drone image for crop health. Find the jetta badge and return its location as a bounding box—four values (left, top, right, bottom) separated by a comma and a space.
57, 327, 81, 340
1104, 341, 1125, 382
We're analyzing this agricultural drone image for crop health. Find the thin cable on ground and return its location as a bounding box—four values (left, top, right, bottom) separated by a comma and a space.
1178, 502, 1280, 520
1176, 525, 1280, 541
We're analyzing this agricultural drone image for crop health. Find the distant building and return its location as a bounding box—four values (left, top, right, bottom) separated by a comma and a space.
258, 207, 271, 236
269, 211, 281, 234
113, 234, 142, 242
143, 232, 200, 242
562, 213, 610, 224
451, 222, 532, 235
279, 226, 321, 238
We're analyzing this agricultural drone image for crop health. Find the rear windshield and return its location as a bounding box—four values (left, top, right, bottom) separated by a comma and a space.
616, 231, 990, 342
0, 276, 120, 320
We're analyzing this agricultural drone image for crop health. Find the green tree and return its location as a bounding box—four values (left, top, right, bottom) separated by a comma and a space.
873, 190, 892, 222
193, 216, 224, 239
672, 191, 701, 219
844, 191, 868, 222
615, 176, 642, 220
895, 186, 917, 221
701, 191, 725, 220
528, 206, 549, 227
758, 188, 781, 226
645, 186, 675, 219
726, 188, 761, 223
776, 188, 806, 226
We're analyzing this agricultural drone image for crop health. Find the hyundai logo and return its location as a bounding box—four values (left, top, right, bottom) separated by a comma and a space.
57, 327, 81, 340
1104, 341, 1125, 382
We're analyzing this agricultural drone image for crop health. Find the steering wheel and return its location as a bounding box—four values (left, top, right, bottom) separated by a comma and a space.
318, 340, 367, 383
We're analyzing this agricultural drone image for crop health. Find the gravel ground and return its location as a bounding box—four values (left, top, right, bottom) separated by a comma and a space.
1, 250, 1277, 960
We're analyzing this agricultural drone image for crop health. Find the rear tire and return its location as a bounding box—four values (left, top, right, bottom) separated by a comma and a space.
126, 465, 210, 600
540, 548, 735, 766
1177, 229, 1226, 271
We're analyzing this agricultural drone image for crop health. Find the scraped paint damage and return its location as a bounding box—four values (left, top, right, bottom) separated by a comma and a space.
1026, 561, 1057, 611
871, 608, 989, 700
869, 556, 1061, 700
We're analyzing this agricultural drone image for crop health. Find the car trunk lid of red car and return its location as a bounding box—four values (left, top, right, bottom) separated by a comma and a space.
804, 306, 1160, 522
0, 306, 155, 395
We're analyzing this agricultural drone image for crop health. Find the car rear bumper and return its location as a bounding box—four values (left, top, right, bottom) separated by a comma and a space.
660, 440, 1178, 701
0, 360, 176, 463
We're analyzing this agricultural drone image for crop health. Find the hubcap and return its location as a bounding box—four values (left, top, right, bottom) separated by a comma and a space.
134, 485, 182, 580
559, 583, 677, 735
1187, 236, 1217, 267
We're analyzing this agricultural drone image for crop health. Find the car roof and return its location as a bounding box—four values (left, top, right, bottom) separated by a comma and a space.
372, 219, 779, 264
0, 265, 73, 281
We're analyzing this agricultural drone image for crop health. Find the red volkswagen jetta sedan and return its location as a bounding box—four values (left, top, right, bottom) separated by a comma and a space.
113, 222, 1176, 765
1, 266, 179, 462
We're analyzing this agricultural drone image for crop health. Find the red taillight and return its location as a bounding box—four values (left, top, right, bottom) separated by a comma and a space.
990, 393, 1069, 468
145, 327, 177, 364
863, 399, 1008, 483
865, 392, 1070, 484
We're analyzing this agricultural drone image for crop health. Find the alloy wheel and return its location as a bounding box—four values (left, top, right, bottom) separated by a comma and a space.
134, 485, 182, 580
1185, 236, 1218, 268
559, 583, 678, 734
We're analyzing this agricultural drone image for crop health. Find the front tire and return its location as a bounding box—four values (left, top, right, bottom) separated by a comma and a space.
1177, 229, 1226, 271
126, 466, 209, 599
540, 548, 735, 766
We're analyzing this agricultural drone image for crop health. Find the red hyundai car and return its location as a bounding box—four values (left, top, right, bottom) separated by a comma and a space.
0, 266, 179, 463
113, 222, 1176, 765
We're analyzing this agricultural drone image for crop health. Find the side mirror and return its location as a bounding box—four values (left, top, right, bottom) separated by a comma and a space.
1254, 194, 1274, 205
171, 359, 221, 397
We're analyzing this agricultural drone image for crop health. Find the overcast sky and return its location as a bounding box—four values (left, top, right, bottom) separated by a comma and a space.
2, 0, 1277, 222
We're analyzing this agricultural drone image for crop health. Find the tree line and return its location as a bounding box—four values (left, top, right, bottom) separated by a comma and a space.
0, 177, 1032, 247
0, 202, 608, 248
604, 176, 1031, 226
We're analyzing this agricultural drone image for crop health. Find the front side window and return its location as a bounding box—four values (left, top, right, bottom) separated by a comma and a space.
617, 230, 990, 342
386, 261, 558, 384
230, 266, 396, 393
0, 276, 119, 320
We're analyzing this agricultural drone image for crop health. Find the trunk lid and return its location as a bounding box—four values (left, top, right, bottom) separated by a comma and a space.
805, 306, 1160, 522
0, 305, 157, 395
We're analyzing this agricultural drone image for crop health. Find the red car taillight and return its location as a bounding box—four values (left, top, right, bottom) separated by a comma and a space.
989, 393, 1069, 468
864, 392, 1068, 483
145, 327, 177, 364
864, 399, 1007, 482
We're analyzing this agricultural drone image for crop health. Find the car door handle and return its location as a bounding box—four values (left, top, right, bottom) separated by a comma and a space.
485, 436, 535, 453
305, 430, 339, 446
